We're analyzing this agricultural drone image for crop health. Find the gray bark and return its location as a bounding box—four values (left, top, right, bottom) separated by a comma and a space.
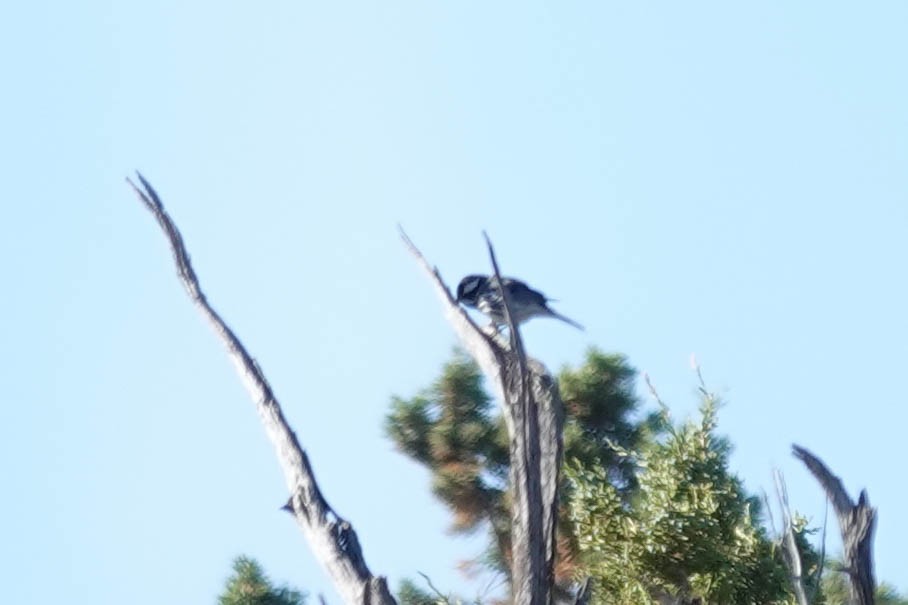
128, 175, 396, 605
793, 444, 876, 605
772, 469, 809, 605
572, 578, 592, 605
402, 229, 562, 605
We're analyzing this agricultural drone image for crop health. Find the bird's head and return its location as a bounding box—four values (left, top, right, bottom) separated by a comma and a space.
456, 274, 488, 307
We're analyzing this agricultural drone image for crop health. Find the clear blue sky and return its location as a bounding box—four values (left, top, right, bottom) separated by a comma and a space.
2, 1, 905, 602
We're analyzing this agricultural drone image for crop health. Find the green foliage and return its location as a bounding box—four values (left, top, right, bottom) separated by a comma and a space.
385, 347, 645, 577
387, 348, 869, 604
820, 563, 908, 605
566, 389, 791, 604
875, 583, 908, 605
559, 351, 654, 491
218, 556, 306, 605
398, 579, 444, 605
386, 350, 507, 532
788, 514, 825, 604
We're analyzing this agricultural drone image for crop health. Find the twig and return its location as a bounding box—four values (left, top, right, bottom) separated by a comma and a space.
398, 226, 508, 400
482, 231, 527, 369
417, 571, 450, 604
477, 570, 508, 603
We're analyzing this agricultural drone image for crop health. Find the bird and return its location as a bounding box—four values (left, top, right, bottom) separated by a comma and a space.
455, 274, 584, 330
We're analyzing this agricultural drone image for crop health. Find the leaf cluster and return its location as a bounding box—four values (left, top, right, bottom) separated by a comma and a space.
566, 393, 791, 604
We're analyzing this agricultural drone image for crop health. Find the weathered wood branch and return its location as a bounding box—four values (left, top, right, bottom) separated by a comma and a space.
128, 174, 395, 605
793, 444, 876, 605
772, 469, 809, 605
809, 502, 829, 605
398, 227, 506, 399
401, 229, 563, 605
572, 577, 592, 605
483, 234, 558, 605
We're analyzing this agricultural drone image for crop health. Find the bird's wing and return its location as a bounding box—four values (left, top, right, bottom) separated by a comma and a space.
501, 277, 549, 305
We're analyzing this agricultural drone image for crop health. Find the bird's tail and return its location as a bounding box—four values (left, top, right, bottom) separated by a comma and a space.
550, 310, 584, 331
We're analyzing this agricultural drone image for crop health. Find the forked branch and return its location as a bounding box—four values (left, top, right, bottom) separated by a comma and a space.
128, 174, 395, 605
401, 229, 562, 605
793, 444, 876, 605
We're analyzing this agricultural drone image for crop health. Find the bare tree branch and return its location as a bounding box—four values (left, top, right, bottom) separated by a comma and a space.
482, 231, 528, 385
808, 501, 828, 605
772, 469, 809, 605
482, 233, 552, 605
128, 174, 395, 605
398, 226, 506, 401
401, 229, 562, 605
572, 577, 592, 605
793, 444, 876, 605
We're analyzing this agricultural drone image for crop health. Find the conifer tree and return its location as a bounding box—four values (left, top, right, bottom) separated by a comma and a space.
385, 348, 651, 583
218, 556, 307, 605
566, 388, 793, 604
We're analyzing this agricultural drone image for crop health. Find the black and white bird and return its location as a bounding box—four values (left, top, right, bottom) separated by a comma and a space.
455, 274, 584, 330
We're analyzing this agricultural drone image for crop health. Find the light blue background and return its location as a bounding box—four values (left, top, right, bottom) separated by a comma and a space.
2, 2, 905, 602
